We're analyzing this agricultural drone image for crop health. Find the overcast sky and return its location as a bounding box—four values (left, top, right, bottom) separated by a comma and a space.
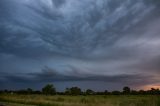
0, 0, 160, 91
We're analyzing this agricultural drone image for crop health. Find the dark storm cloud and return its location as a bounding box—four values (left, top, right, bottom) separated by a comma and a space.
0, 67, 156, 89
136, 56, 160, 73
0, 0, 157, 58
0, 0, 160, 90
52, 0, 66, 7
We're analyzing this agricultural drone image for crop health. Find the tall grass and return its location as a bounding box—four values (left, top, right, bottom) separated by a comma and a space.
0, 94, 160, 106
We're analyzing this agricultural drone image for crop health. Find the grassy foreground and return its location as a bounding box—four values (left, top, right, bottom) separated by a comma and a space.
0, 94, 160, 106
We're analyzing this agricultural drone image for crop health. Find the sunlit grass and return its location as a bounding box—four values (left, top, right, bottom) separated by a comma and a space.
0, 94, 160, 106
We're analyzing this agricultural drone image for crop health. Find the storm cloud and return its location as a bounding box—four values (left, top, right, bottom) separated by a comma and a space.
0, 0, 160, 91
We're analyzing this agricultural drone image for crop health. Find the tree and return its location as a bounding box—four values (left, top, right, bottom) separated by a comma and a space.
67, 87, 81, 95
42, 84, 56, 95
65, 88, 71, 95
130, 90, 138, 95
27, 88, 33, 94
138, 90, 146, 95
123, 86, 131, 94
149, 88, 160, 95
86, 89, 94, 95
112, 91, 121, 95
104, 90, 109, 95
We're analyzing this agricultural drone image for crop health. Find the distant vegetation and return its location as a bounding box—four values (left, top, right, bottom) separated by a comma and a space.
0, 84, 160, 95
0, 84, 160, 106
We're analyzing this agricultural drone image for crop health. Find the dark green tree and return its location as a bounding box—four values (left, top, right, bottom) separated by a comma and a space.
123, 86, 131, 94
42, 84, 56, 95
112, 91, 121, 95
149, 88, 160, 95
86, 89, 94, 95
104, 90, 109, 95
130, 90, 138, 95
69, 87, 81, 95
65, 88, 71, 95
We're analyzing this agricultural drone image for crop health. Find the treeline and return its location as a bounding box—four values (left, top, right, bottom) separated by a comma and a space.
0, 84, 160, 95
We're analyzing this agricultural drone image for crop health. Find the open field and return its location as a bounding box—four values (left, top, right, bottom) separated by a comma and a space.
0, 94, 160, 106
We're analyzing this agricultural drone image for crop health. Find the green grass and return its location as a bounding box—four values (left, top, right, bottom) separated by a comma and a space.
0, 94, 160, 106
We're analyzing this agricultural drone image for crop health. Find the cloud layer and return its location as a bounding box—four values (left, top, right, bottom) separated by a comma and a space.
0, 0, 160, 90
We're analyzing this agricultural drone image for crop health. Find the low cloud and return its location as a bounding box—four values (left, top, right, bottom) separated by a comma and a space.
0, 66, 159, 90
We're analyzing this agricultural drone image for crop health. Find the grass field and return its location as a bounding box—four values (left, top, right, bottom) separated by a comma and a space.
0, 94, 160, 106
